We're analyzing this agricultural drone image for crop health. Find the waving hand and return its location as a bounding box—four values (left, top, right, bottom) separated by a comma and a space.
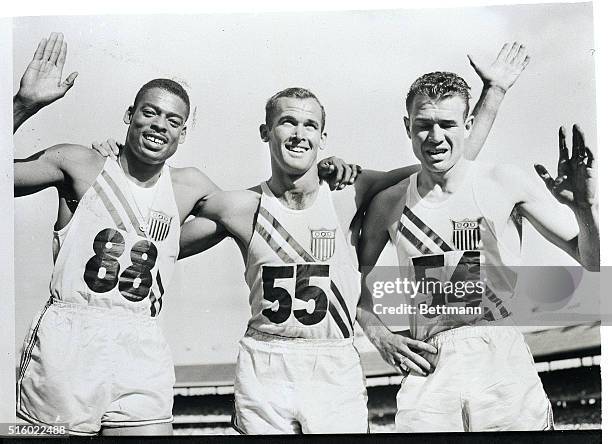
16, 32, 78, 111
535, 125, 596, 210
468, 41, 530, 93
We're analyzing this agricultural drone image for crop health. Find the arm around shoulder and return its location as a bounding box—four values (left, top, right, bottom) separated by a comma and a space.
354, 165, 419, 210
170, 167, 221, 219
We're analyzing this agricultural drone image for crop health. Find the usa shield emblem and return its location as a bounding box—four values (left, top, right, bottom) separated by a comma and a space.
147, 210, 173, 242
310, 228, 336, 261
452, 218, 482, 251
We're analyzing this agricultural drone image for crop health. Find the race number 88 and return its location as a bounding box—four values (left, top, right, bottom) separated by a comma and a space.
262, 264, 329, 325
83, 228, 158, 301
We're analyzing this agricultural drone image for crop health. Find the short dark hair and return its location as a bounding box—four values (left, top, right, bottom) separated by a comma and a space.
265, 87, 326, 130
133, 78, 191, 118
405, 72, 471, 119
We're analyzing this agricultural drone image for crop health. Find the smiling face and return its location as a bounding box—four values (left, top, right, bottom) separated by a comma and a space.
123, 87, 188, 166
405, 94, 473, 174
260, 97, 327, 176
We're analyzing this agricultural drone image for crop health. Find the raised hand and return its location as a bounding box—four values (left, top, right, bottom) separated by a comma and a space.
16, 32, 78, 111
317, 156, 361, 190
468, 41, 530, 93
535, 125, 597, 210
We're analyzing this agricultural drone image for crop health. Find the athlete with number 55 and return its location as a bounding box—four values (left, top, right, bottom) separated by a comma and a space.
12, 34, 354, 436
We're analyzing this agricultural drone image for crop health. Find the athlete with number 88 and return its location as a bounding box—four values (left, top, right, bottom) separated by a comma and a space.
13, 33, 211, 435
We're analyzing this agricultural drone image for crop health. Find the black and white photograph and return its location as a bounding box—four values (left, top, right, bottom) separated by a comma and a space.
1, 0, 609, 439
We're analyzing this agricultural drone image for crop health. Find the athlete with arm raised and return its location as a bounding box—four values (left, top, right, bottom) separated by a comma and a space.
14, 34, 223, 435
358, 71, 597, 432
356, 42, 532, 376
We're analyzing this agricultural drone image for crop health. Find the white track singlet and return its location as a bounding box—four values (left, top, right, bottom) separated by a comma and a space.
392, 163, 521, 341
49, 158, 180, 316
245, 182, 360, 339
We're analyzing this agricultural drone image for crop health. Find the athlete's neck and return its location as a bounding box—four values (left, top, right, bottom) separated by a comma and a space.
417, 158, 472, 201
267, 166, 320, 210
118, 149, 164, 187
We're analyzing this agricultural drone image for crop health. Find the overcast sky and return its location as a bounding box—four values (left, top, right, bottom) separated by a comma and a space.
11, 2, 598, 364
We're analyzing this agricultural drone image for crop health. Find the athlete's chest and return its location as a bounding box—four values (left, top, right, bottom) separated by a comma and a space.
393, 180, 488, 257
248, 184, 350, 264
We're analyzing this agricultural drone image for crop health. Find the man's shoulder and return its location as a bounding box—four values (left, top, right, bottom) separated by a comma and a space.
170, 166, 222, 201
472, 160, 525, 181
220, 187, 261, 200
472, 161, 532, 204
170, 166, 216, 188
48, 143, 101, 162
48, 143, 105, 176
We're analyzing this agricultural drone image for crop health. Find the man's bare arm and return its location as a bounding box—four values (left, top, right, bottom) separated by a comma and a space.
14, 148, 64, 196
465, 42, 530, 159
530, 125, 599, 270
357, 186, 437, 376
14, 32, 78, 133
178, 189, 255, 259
179, 217, 229, 259
353, 165, 420, 210
14, 144, 96, 197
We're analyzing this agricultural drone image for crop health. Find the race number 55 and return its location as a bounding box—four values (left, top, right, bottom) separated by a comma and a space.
262, 264, 329, 325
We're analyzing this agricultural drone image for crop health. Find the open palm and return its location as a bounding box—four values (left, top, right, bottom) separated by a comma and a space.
535, 125, 597, 210
468, 42, 530, 93
17, 32, 78, 109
